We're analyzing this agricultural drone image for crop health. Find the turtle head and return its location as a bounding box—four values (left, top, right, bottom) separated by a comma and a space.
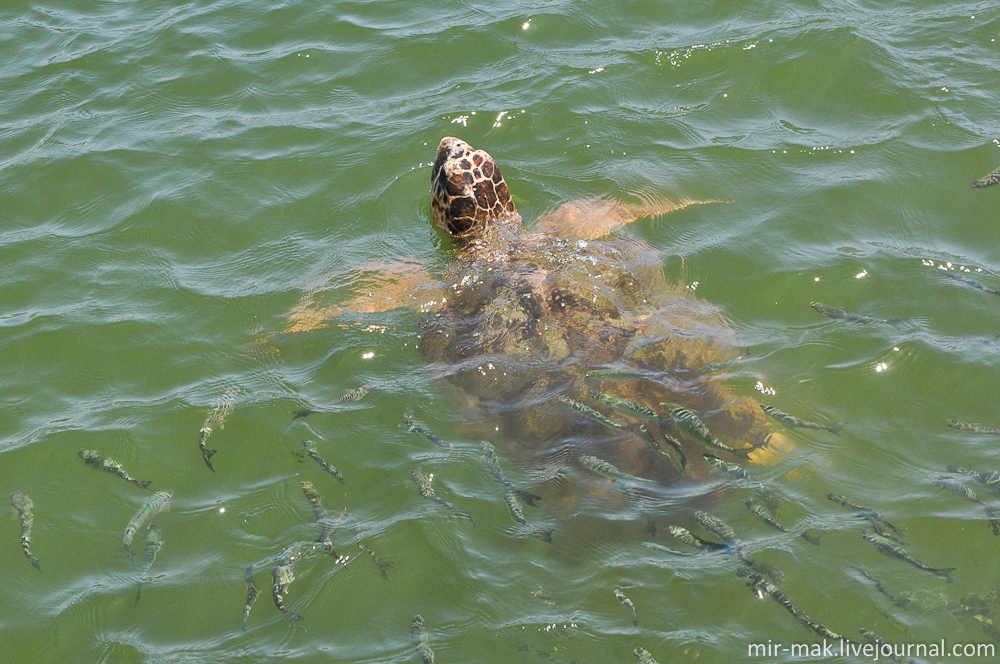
431, 137, 519, 241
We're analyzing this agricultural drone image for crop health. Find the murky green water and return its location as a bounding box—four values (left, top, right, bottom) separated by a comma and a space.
3, 1, 1000, 662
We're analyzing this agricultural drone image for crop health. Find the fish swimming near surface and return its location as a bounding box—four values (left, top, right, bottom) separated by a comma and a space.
972, 165, 1000, 189
402, 411, 449, 449
743, 497, 791, 533
946, 465, 1000, 494
858, 627, 917, 664
272, 562, 304, 626
242, 543, 312, 629
946, 419, 1000, 436
939, 269, 1000, 297
411, 466, 474, 524
198, 386, 239, 472
932, 476, 1000, 536
411, 614, 435, 663
242, 564, 260, 630
703, 455, 778, 506
614, 588, 638, 626
481, 441, 542, 507
633, 647, 660, 664
633, 423, 686, 472
78, 450, 152, 490
760, 405, 842, 435
810, 301, 901, 327
578, 455, 645, 498
10, 490, 41, 571
135, 524, 163, 603
588, 390, 659, 421
668, 526, 728, 552
827, 493, 904, 542
559, 395, 628, 430
660, 403, 753, 456
737, 567, 847, 642
861, 529, 955, 583
123, 490, 172, 564
640, 541, 698, 557
695, 510, 741, 547
332, 506, 393, 579
293, 383, 374, 419
501, 486, 552, 543
302, 439, 345, 485
300, 481, 340, 552
585, 367, 658, 381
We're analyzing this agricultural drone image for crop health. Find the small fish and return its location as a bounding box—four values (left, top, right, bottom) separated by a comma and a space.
301, 439, 345, 485
293, 383, 374, 418
402, 411, 449, 448
932, 476, 1000, 536
633, 424, 686, 471
300, 481, 339, 551
761, 405, 842, 435
482, 441, 542, 507
242, 564, 260, 630
740, 556, 785, 586
703, 455, 779, 506
737, 567, 846, 641
947, 419, 1000, 436
810, 301, 900, 327
861, 529, 955, 582
939, 269, 1000, 296
198, 386, 238, 471
10, 491, 41, 571
135, 524, 163, 603
614, 588, 638, 626
699, 355, 746, 374
827, 493, 904, 542
847, 564, 912, 607
78, 450, 152, 490
946, 465, 1000, 493
633, 647, 660, 664
272, 562, 304, 625
972, 165, 1000, 189
585, 367, 658, 381
411, 614, 435, 664
123, 490, 172, 564
559, 395, 628, 430
743, 497, 791, 533
411, 466, 474, 524
661, 402, 753, 456
588, 390, 658, 420
858, 627, 917, 664
579, 455, 644, 489
668, 525, 728, 552
695, 510, 741, 547
640, 541, 697, 557
501, 488, 552, 542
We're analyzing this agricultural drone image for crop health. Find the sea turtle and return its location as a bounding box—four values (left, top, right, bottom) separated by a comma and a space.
286, 137, 786, 493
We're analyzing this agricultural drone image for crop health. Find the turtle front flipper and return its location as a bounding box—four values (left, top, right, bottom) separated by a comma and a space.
534, 195, 724, 241
284, 262, 446, 333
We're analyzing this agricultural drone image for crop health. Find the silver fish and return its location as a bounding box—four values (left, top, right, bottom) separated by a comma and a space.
198, 386, 238, 472
827, 493, 904, 542
411, 614, 435, 663
940, 269, 1000, 296
272, 562, 304, 625
402, 410, 449, 448
695, 510, 740, 547
586, 367, 657, 381
861, 530, 954, 582
481, 441, 541, 507
243, 542, 311, 629
810, 301, 900, 327
668, 526, 728, 552
947, 419, 1000, 435
588, 390, 658, 420
761, 405, 842, 435
614, 588, 638, 626
932, 476, 1000, 536
640, 541, 697, 557
743, 497, 790, 533
135, 524, 163, 603
737, 567, 846, 641
411, 466, 473, 524
10, 490, 41, 571
579, 455, 644, 487
293, 383, 374, 419
972, 165, 1000, 189
946, 465, 1000, 493
634, 647, 659, 664
633, 423, 686, 472
661, 402, 751, 456
302, 439, 345, 485
123, 490, 172, 564
559, 395, 628, 430
78, 450, 152, 490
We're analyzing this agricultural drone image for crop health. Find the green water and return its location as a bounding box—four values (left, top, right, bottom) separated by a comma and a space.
3, 0, 1000, 662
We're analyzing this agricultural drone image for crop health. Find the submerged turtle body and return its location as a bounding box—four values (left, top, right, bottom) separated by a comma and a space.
418, 138, 776, 485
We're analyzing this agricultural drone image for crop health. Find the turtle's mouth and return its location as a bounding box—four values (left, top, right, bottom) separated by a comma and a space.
430, 136, 518, 240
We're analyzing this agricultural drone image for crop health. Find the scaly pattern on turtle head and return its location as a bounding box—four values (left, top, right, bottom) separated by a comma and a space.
431, 137, 519, 240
